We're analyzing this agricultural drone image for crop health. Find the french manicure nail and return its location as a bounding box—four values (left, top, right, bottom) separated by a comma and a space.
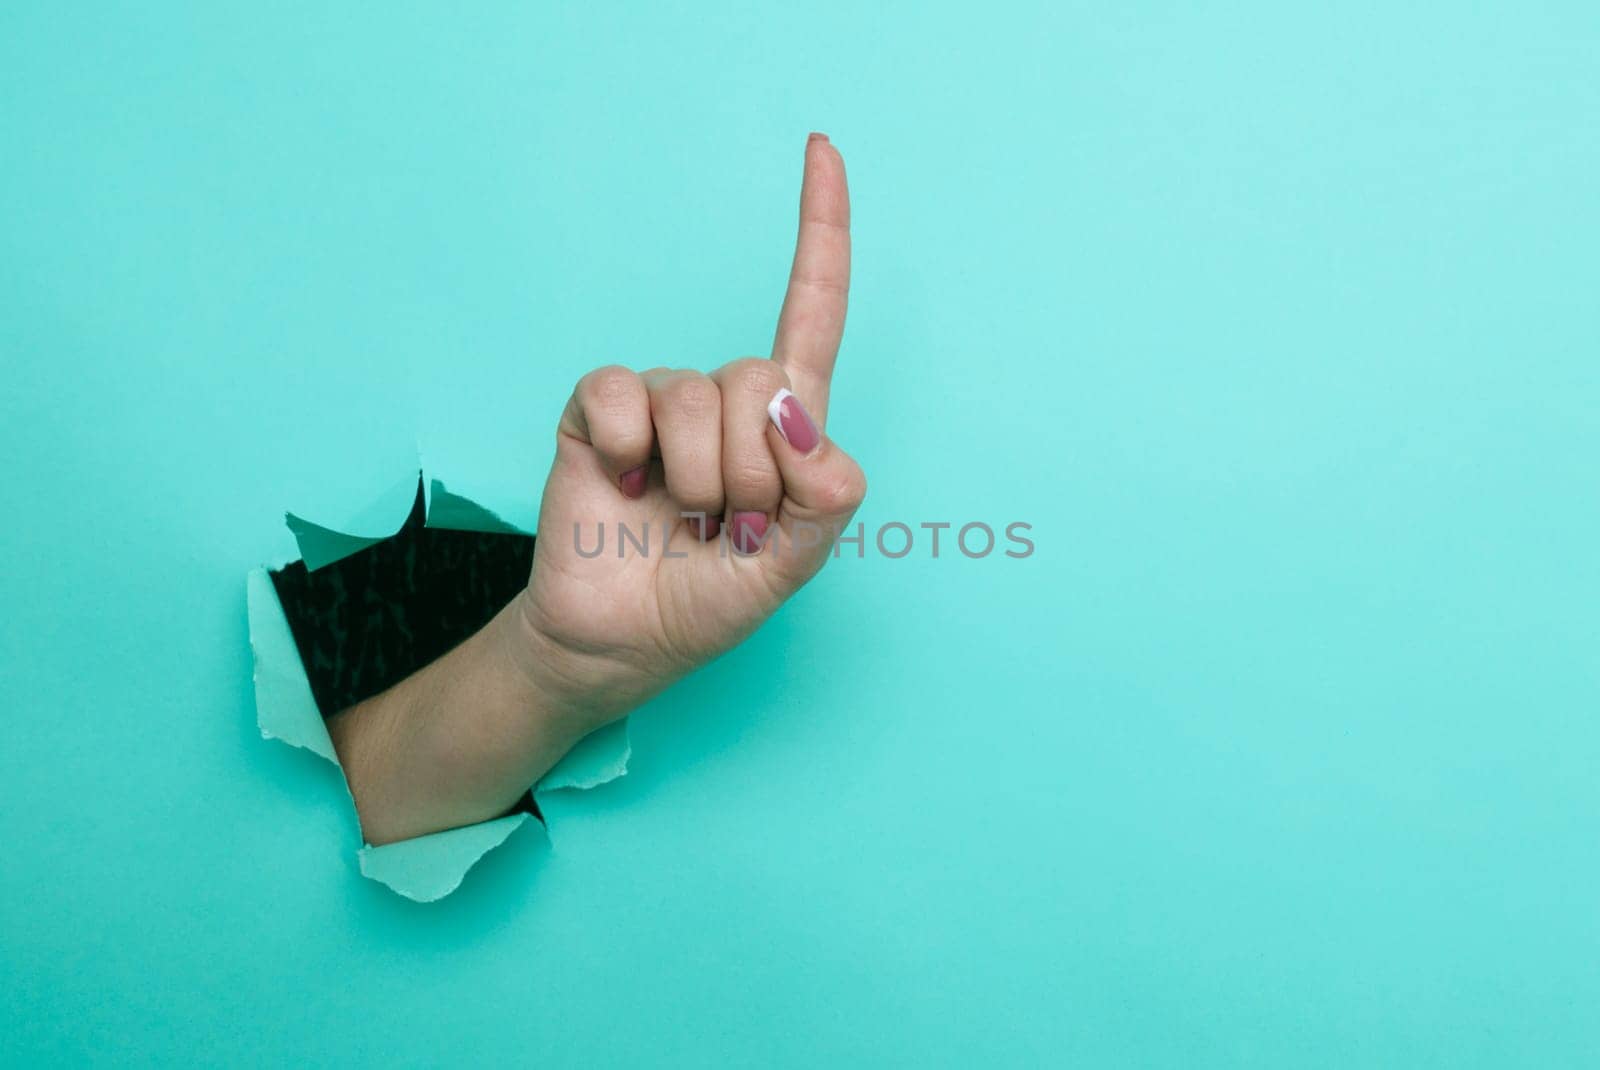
730, 511, 769, 556
767, 388, 820, 454
619, 466, 647, 499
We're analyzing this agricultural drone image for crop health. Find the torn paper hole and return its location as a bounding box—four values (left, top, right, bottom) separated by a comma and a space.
246, 472, 630, 902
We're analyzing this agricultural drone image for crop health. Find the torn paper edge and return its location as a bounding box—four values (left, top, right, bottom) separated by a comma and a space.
246, 567, 337, 763
248, 469, 630, 901
535, 720, 632, 793
358, 813, 538, 903
285, 470, 423, 572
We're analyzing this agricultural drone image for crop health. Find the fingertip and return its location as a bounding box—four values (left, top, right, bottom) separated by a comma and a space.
619, 466, 648, 499
767, 387, 821, 455
807, 130, 841, 163
730, 511, 770, 556
805, 131, 844, 169
800, 133, 848, 226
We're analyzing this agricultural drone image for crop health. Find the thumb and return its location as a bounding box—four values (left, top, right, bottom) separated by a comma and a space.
759, 388, 868, 590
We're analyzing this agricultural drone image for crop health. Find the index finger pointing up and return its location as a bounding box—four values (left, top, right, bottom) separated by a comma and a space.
771, 133, 851, 429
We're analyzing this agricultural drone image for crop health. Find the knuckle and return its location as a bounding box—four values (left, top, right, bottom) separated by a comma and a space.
725, 357, 789, 400
581, 364, 641, 408
817, 457, 867, 513
722, 356, 767, 377
660, 375, 721, 421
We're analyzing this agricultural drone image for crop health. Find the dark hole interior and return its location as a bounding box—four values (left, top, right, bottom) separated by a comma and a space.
269, 477, 541, 821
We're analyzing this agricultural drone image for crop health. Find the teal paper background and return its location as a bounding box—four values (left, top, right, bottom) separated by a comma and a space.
3, 3, 1596, 1065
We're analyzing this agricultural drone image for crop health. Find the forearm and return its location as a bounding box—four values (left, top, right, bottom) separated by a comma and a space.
326, 601, 588, 845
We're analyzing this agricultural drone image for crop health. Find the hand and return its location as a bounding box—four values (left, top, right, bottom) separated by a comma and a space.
330, 135, 865, 843
515, 132, 865, 737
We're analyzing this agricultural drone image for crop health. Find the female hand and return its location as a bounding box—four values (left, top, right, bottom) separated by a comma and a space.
330, 135, 866, 843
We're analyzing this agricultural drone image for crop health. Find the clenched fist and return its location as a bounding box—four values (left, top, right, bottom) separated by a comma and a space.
330, 135, 865, 843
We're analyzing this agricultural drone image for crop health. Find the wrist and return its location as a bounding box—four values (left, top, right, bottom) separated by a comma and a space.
496, 590, 648, 742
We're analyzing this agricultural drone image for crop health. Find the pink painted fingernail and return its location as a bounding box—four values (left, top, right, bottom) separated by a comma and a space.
619, 466, 647, 499
694, 514, 722, 541
767, 388, 820, 454
730, 511, 769, 555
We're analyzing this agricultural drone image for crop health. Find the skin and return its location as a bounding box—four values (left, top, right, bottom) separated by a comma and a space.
328, 135, 866, 844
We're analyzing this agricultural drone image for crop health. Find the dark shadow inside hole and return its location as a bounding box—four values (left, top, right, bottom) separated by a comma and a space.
269, 477, 542, 821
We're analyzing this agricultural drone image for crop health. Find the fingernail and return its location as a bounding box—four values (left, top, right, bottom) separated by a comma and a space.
767, 388, 820, 454
730, 511, 768, 555
619, 466, 647, 499
809, 131, 829, 143
694, 514, 722, 541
